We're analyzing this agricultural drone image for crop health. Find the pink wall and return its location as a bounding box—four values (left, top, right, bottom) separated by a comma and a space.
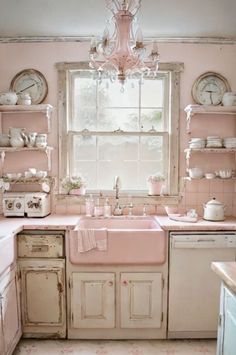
1, 42, 236, 215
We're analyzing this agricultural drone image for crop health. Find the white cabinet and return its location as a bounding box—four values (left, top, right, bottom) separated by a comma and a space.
70, 271, 163, 331
0, 266, 21, 355
120, 272, 162, 328
217, 284, 236, 355
19, 259, 66, 338
71, 272, 115, 329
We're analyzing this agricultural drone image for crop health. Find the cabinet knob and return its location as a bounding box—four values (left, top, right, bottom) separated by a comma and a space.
108, 281, 113, 286
122, 280, 128, 286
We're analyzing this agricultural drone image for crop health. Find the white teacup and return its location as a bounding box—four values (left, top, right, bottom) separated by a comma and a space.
24, 171, 33, 179
28, 168, 37, 176
36, 170, 47, 178
218, 170, 232, 179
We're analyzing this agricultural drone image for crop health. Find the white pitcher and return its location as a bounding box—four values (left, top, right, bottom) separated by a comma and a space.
9, 127, 25, 147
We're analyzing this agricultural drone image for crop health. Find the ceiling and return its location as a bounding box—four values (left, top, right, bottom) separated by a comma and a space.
0, 0, 236, 40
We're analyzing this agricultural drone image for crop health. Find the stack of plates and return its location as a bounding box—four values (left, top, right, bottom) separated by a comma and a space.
206, 136, 222, 148
189, 138, 205, 149
223, 137, 236, 148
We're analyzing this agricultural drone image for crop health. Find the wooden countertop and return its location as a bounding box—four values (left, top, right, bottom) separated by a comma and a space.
211, 262, 236, 294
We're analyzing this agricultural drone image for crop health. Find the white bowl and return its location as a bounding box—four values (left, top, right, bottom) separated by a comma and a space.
188, 167, 204, 179
0, 92, 18, 105
36, 171, 47, 178
205, 173, 216, 179
219, 170, 232, 179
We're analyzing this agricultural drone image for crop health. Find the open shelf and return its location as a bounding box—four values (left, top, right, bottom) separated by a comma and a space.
184, 104, 236, 132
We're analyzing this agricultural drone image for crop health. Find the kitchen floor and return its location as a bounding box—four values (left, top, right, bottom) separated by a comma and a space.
14, 339, 216, 354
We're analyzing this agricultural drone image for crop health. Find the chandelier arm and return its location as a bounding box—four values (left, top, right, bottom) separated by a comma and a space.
106, 0, 119, 14
128, 0, 141, 15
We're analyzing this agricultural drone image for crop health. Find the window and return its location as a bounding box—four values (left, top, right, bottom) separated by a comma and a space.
58, 62, 183, 196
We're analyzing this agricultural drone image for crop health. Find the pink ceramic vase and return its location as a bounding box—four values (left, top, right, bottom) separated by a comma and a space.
148, 181, 163, 195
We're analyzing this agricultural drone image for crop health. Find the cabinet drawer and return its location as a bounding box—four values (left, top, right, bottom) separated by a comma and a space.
17, 233, 64, 258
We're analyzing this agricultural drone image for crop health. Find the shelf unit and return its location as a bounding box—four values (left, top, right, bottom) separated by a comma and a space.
0, 146, 53, 171
0, 104, 53, 132
184, 104, 236, 178
0, 104, 54, 187
184, 104, 236, 132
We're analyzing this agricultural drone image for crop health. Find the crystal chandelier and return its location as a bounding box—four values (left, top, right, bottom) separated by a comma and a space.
89, 0, 160, 85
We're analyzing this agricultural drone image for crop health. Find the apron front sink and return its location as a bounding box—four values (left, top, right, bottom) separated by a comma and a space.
69, 216, 166, 265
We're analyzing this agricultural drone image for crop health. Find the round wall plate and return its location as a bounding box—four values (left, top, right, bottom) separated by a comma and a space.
191, 72, 231, 105
10, 69, 48, 104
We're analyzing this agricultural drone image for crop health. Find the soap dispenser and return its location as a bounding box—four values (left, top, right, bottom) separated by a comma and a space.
94, 197, 103, 217
85, 194, 94, 217
104, 198, 111, 218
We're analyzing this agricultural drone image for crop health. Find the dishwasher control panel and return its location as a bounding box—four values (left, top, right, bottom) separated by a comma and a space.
170, 232, 236, 249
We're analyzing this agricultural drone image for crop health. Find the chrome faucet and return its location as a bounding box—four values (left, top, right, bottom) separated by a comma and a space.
113, 176, 121, 199
113, 176, 123, 215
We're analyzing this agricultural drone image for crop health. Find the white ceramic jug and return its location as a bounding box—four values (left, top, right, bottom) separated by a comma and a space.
9, 127, 25, 147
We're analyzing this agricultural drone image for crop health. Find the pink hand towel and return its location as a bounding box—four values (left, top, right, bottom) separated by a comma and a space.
70, 228, 107, 253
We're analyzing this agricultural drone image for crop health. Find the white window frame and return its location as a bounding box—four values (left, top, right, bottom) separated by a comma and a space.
57, 61, 183, 201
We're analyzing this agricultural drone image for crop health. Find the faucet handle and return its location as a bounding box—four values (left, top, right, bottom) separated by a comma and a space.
128, 202, 133, 216
143, 204, 147, 216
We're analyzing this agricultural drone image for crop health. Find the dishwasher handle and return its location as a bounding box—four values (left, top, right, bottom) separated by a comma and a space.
172, 241, 218, 249
171, 236, 236, 249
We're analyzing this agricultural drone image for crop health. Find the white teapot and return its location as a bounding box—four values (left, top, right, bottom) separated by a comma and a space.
203, 197, 226, 221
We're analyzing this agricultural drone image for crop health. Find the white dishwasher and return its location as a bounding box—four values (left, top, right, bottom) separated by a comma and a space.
168, 231, 236, 339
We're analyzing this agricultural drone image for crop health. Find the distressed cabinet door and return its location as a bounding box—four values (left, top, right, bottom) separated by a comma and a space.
0, 267, 21, 355
71, 272, 115, 328
19, 259, 65, 337
120, 272, 163, 328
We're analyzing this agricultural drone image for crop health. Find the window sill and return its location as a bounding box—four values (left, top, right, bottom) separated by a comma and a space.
56, 193, 180, 205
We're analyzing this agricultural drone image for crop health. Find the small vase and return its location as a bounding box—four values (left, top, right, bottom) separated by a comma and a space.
148, 181, 163, 195
69, 186, 86, 196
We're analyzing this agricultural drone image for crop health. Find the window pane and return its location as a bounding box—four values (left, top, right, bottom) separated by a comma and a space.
72, 108, 97, 130
141, 79, 163, 107
72, 161, 97, 189
98, 79, 139, 107
98, 136, 138, 161
141, 109, 164, 131
98, 161, 138, 190
98, 109, 139, 131
140, 136, 163, 161
72, 76, 97, 130
73, 136, 96, 160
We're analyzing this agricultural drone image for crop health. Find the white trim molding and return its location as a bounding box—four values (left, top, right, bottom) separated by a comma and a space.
1, 36, 236, 45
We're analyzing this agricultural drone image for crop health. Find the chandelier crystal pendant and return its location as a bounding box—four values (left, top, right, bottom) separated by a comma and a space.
89, 0, 160, 85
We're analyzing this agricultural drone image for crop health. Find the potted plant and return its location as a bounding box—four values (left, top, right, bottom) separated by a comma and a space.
147, 173, 165, 195
61, 175, 86, 195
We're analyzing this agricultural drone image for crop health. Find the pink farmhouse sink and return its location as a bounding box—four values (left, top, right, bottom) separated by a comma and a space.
0, 235, 15, 276
69, 216, 166, 265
